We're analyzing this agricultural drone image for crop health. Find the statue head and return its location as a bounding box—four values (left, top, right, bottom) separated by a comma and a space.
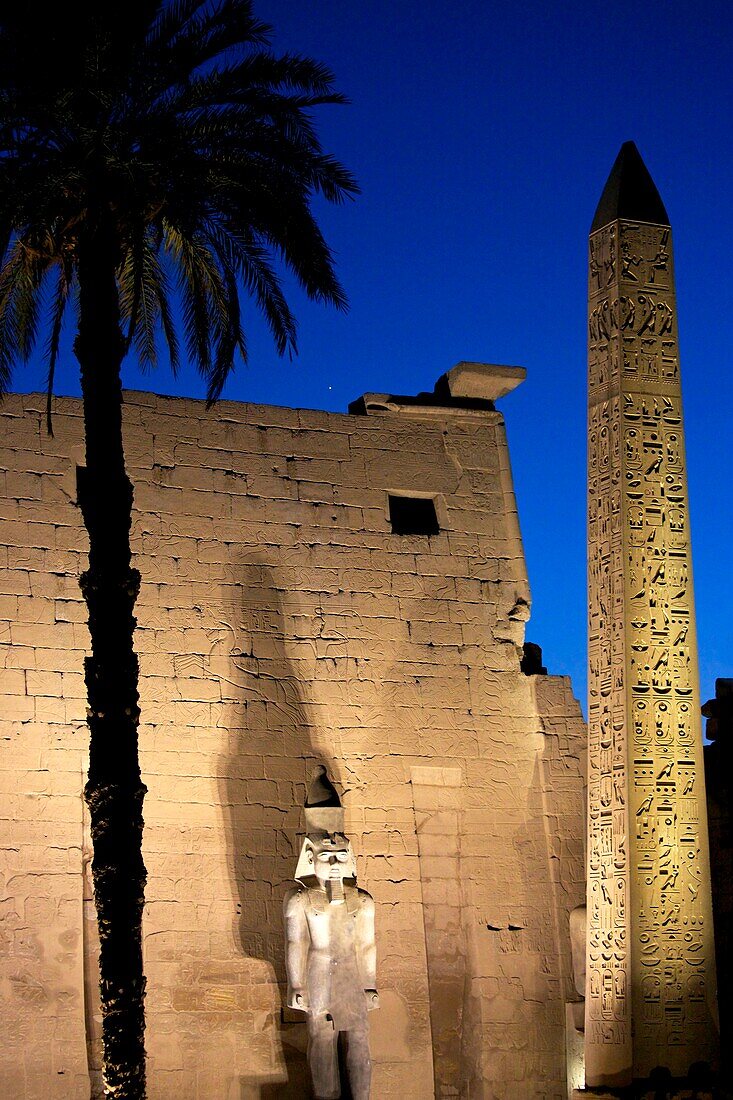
296, 831, 357, 889
294, 766, 357, 892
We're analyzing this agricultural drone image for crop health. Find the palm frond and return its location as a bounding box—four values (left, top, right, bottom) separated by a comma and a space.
133, 257, 158, 372
44, 259, 71, 435
0, 245, 23, 393
206, 222, 296, 356
148, 0, 271, 81
166, 52, 348, 112
206, 251, 243, 406
120, 225, 144, 351
15, 245, 47, 362
149, 248, 180, 375
0, 0, 356, 409
145, 0, 203, 51
164, 222, 214, 372
0, 240, 50, 386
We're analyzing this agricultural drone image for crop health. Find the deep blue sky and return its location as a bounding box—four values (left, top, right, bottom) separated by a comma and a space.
10, 0, 733, 712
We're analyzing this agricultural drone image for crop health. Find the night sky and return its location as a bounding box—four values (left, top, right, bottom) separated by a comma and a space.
9, 0, 733, 712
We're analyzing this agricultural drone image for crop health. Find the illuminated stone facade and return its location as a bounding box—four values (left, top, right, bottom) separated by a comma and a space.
585, 144, 718, 1087
0, 372, 585, 1099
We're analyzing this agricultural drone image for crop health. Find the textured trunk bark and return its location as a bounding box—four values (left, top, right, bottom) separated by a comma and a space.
75, 220, 148, 1099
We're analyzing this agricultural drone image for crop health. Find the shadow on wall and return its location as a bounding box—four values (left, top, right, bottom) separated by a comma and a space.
216, 561, 337, 1098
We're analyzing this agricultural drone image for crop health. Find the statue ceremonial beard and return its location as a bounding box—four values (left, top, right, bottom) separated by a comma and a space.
327, 867, 344, 903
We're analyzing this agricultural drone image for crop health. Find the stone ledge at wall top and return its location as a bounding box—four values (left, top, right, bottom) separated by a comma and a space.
349, 362, 526, 416
6, 360, 526, 426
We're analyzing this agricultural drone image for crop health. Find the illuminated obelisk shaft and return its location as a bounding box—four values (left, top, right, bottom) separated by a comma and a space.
585, 143, 718, 1087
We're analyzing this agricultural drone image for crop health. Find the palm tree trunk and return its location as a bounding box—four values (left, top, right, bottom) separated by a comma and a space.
75, 220, 148, 1099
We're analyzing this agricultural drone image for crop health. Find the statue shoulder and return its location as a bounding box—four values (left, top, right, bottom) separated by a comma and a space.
283, 885, 307, 917
356, 887, 375, 912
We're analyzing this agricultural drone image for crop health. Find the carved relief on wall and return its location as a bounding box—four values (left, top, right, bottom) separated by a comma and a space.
589, 224, 678, 400
587, 386, 631, 1059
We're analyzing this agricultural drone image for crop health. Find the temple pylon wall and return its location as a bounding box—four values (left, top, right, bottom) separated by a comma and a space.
0, 383, 586, 1099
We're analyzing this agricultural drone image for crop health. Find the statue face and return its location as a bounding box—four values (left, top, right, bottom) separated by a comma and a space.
309, 834, 352, 887
294, 829, 357, 886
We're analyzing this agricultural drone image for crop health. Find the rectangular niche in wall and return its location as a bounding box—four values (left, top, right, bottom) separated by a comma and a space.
388, 494, 440, 536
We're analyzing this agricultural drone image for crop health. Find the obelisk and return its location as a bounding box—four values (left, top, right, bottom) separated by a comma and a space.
586, 143, 718, 1088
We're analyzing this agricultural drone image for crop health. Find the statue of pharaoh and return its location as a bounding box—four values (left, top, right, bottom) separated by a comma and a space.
284, 766, 378, 1099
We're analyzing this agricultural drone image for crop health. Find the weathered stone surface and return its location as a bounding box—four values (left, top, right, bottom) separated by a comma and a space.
445, 361, 526, 402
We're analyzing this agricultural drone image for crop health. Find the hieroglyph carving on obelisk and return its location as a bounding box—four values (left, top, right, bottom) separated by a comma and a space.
585, 142, 718, 1088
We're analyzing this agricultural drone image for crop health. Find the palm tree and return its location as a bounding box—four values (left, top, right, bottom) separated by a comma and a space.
0, 3, 357, 1095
